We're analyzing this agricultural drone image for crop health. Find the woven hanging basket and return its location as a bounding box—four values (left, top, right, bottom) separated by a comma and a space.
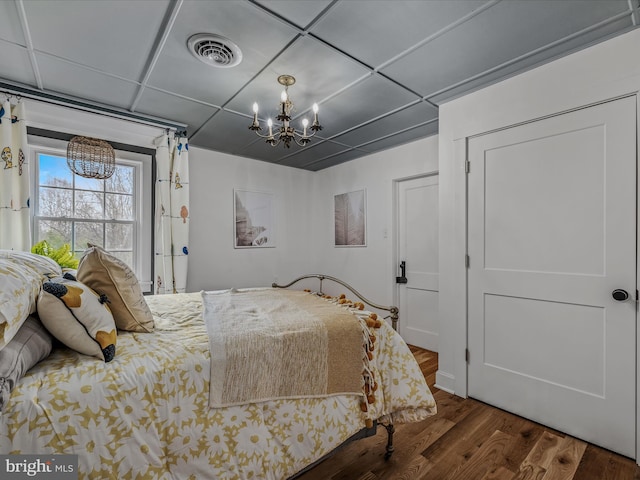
67, 136, 115, 179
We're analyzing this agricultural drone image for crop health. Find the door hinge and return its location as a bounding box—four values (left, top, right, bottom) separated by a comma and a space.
465, 254, 470, 268
465, 348, 470, 363
465, 160, 470, 173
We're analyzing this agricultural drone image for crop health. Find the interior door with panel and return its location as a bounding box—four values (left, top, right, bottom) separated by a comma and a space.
397, 174, 439, 351
467, 96, 636, 457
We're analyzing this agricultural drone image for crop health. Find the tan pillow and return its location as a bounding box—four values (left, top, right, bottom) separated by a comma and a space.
77, 246, 154, 332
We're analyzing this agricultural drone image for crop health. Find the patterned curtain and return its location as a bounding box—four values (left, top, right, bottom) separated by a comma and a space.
154, 132, 189, 294
0, 100, 30, 250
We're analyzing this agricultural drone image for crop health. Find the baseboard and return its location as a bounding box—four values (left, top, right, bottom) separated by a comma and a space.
434, 370, 456, 395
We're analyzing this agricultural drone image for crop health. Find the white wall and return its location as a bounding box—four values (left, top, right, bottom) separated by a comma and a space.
437, 27, 640, 460
186, 148, 317, 291
312, 137, 439, 307
187, 136, 439, 307
26, 99, 167, 148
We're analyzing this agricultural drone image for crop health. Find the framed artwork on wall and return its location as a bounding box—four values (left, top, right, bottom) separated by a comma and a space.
334, 188, 366, 247
234, 189, 275, 248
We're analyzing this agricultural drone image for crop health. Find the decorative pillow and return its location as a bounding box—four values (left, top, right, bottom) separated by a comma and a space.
37, 274, 117, 362
0, 251, 62, 352
0, 315, 53, 411
77, 245, 154, 332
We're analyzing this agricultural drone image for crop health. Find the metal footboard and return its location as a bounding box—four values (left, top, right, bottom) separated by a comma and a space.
272, 274, 399, 331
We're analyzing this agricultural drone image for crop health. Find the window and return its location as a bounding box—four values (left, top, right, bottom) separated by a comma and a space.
30, 136, 153, 292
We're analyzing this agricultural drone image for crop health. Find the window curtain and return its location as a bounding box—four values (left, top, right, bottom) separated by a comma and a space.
0, 100, 30, 251
154, 132, 189, 294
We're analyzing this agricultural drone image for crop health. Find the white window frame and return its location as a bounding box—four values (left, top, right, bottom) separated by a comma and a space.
29, 135, 153, 292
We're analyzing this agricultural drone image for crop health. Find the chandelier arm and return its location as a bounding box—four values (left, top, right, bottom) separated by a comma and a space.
293, 137, 311, 147
251, 129, 277, 140
293, 130, 318, 139
250, 122, 319, 143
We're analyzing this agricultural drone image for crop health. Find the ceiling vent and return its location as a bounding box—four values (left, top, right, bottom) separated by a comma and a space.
187, 34, 242, 68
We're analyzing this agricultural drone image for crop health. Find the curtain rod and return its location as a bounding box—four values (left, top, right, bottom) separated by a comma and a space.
0, 82, 188, 135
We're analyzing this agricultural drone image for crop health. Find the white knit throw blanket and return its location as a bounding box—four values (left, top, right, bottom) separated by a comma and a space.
202, 288, 365, 408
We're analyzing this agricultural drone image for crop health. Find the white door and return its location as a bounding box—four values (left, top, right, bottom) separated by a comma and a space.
397, 174, 439, 351
467, 96, 636, 457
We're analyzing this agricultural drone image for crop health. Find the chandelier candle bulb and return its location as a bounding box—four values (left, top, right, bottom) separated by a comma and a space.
267, 118, 273, 137
302, 118, 308, 137
252, 103, 259, 128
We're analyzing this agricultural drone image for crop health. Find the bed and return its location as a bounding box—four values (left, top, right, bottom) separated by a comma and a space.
0, 250, 437, 479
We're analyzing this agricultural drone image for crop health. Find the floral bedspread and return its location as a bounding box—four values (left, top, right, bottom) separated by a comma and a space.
0, 291, 436, 479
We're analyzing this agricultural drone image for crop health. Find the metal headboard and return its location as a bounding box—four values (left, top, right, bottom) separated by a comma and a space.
272, 274, 399, 331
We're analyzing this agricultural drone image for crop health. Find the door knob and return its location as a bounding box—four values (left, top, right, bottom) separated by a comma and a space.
612, 289, 629, 301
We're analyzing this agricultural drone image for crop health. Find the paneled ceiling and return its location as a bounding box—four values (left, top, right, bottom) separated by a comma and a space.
0, 0, 638, 170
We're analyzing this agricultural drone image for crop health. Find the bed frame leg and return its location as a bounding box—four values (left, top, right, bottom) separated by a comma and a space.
383, 423, 395, 460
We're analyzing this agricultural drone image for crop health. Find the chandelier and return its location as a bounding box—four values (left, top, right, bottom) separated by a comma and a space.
249, 74, 322, 148
67, 135, 115, 179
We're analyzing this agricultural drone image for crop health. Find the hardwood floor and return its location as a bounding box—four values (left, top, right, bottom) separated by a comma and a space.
298, 346, 640, 480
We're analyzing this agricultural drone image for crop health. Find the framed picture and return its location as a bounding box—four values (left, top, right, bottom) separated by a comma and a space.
234, 189, 275, 248
334, 189, 366, 247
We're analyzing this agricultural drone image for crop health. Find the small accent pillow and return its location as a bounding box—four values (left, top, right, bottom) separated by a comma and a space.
77, 245, 154, 332
0, 315, 53, 411
37, 274, 117, 362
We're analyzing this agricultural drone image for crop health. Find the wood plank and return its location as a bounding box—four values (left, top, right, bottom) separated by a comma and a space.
520, 431, 564, 470
369, 416, 454, 478
496, 421, 545, 473
381, 454, 431, 480
481, 466, 518, 480
304, 436, 379, 480
432, 391, 477, 423
327, 416, 453, 480
541, 436, 587, 480
296, 346, 640, 480
452, 430, 514, 480
511, 464, 547, 480
573, 444, 638, 480
420, 406, 514, 480
354, 472, 377, 480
